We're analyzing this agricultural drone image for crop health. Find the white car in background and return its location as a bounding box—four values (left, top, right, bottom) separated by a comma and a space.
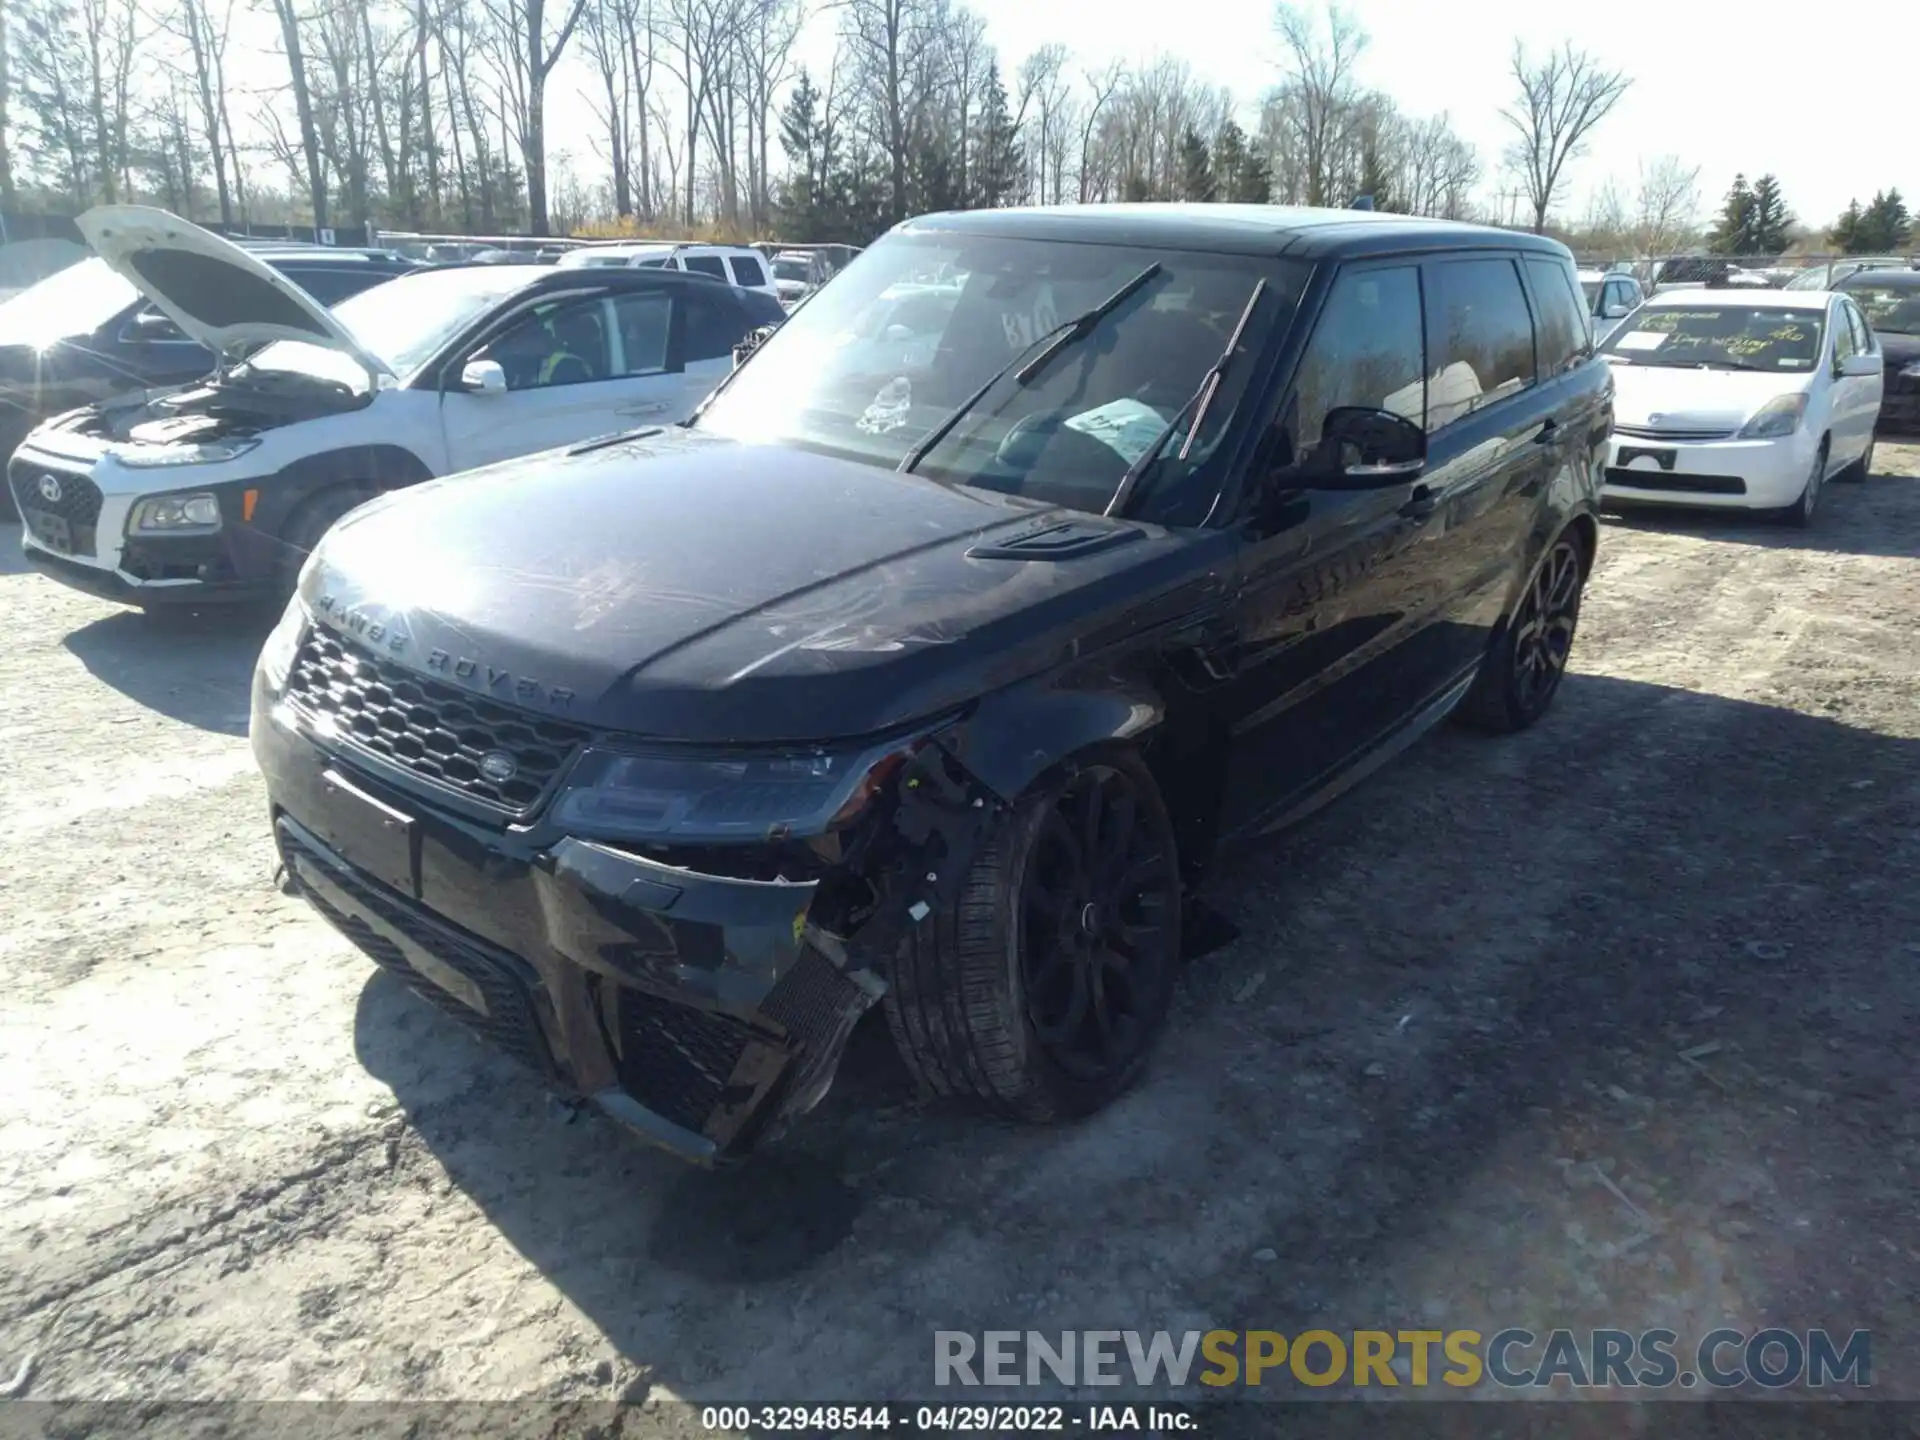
1597, 289, 1883, 526
556, 241, 779, 299
1578, 268, 1645, 344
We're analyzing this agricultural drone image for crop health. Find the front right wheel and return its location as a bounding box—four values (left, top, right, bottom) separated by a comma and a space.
881, 749, 1183, 1123
1454, 531, 1588, 734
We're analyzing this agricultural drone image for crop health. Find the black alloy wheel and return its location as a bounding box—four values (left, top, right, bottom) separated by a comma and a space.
1016, 763, 1180, 1082
1454, 531, 1588, 734
1510, 537, 1583, 717
880, 748, 1183, 1122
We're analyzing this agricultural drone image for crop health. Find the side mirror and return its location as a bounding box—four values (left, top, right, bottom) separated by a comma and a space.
732, 323, 777, 370
1311, 406, 1427, 487
1839, 353, 1881, 378
127, 308, 185, 342
459, 359, 507, 394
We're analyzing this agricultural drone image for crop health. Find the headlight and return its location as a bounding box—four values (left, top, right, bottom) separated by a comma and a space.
549, 733, 929, 843
1736, 394, 1809, 440
129, 492, 223, 532
115, 438, 260, 468
258, 597, 306, 693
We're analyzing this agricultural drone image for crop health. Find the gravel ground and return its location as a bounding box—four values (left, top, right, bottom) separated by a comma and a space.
2, 449, 1917, 1423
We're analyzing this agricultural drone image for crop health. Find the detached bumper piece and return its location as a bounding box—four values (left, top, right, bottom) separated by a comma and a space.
275, 815, 877, 1163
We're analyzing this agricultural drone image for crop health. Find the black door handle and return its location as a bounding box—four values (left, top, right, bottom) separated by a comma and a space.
1398, 485, 1437, 520
1533, 418, 1560, 445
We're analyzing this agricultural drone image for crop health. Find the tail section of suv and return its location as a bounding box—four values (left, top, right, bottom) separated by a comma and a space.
556, 242, 779, 298
254, 204, 1609, 1165
12, 207, 785, 610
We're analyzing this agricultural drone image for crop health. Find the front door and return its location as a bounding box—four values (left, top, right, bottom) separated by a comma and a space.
437, 291, 693, 473
1216, 259, 1455, 837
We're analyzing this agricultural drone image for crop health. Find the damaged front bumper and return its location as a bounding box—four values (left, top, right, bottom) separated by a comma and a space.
252, 668, 1003, 1164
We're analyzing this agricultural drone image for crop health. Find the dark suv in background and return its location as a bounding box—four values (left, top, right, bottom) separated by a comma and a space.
253, 205, 1610, 1164
0, 247, 416, 516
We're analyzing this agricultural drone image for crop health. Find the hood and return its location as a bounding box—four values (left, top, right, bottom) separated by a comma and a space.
301, 429, 1212, 745
1877, 331, 1920, 365
76, 206, 392, 380
1608, 361, 1807, 433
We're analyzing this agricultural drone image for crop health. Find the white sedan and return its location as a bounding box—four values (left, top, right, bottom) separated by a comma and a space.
1598, 289, 1884, 526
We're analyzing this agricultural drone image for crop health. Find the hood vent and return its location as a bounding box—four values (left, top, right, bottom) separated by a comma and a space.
966, 519, 1145, 562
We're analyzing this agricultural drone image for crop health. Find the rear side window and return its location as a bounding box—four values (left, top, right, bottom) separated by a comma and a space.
613, 291, 673, 375
682, 255, 727, 280
1524, 257, 1591, 376
684, 290, 745, 361
1425, 257, 1537, 430
1287, 264, 1425, 456
728, 256, 768, 288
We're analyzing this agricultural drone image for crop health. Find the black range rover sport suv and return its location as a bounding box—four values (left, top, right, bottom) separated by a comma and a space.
253, 204, 1612, 1164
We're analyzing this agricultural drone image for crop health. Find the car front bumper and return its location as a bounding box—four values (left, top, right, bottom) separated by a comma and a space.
1602, 429, 1817, 510
10, 449, 279, 605
252, 666, 903, 1165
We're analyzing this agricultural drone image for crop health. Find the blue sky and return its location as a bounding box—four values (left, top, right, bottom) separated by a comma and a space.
768, 0, 1914, 231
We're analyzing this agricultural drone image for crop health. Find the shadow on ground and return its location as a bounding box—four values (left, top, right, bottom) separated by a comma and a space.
1603, 466, 1919, 558
61, 605, 275, 735
350, 670, 1920, 1401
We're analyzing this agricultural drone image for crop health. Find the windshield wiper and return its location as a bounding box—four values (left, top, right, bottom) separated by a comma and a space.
897, 263, 1162, 475
1104, 277, 1268, 518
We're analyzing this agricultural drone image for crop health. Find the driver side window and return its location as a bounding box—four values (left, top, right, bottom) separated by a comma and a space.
477, 298, 613, 391
1280, 264, 1425, 473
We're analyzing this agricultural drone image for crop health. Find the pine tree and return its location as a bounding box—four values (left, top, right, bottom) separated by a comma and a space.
1179, 127, 1215, 202
775, 70, 824, 239
1831, 198, 1865, 254
1708, 173, 1754, 255
1231, 145, 1272, 205
1213, 122, 1247, 201
1748, 174, 1793, 254
970, 62, 1020, 209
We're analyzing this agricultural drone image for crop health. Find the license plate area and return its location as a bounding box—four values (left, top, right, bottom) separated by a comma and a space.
312, 767, 418, 897
24, 509, 74, 553
1618, 446, 1678, 472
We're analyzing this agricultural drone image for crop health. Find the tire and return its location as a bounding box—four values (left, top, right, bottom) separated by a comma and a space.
879, 748, 1183, 1124
1836, 437, 1874, 484
1454, 529, 1589, 735
273, 486, 376, 604
1773, 442, 1827, 528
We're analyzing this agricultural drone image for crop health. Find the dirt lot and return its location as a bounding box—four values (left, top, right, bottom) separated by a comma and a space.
3, 451, 1918, 1422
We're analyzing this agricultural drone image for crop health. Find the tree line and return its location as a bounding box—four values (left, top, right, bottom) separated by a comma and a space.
11, 0, 1894, 260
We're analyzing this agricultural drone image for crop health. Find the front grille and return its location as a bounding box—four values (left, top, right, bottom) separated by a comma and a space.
280, 822, 556, 1078
8, 460, 103, 557
614, 989, 757, 1134
286, 625, 590, 814
1605, 468, 1746, 495
1613, 424, 1735, 442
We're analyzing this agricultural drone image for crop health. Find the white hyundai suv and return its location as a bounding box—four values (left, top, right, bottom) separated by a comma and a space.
10, 207, 785, 611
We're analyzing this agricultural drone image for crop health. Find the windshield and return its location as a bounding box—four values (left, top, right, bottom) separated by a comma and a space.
0, 258, 139, 343
1600, 305, 1826, 372
241, 266, 532, 387
773, 259, 810, 281
1844, 281, 1920, 335
695, 232, 1308, 523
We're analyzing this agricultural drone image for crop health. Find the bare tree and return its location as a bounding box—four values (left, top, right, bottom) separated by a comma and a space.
168, 0, 242, 224
480, 0, 589, 234
261, 0, 330, 225
0, 0, 16, 208
1074, 58, 1122, 202
1631, 153, 1699, 260
1499, 39, 1631, 233
1271, 1, 1366, 206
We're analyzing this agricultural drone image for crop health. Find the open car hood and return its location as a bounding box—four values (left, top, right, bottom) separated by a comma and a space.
76, 206, 393, 380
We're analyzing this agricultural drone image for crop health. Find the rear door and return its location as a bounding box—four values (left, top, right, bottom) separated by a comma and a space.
1408, 252, 1558, 676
